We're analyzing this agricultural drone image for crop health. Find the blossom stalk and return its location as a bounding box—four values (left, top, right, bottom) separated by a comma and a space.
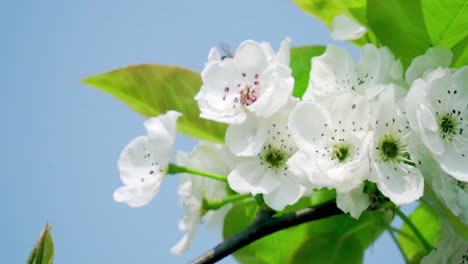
168, 163, 228, 182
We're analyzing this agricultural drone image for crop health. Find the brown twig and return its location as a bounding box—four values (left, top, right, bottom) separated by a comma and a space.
189, 200, 342, 264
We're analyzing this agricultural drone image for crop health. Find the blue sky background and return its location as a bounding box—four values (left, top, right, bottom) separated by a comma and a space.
1, 0, 414, 263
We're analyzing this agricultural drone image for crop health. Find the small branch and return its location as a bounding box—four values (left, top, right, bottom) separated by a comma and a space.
203, 194, 252, 210
395, 208, 433, 253
387, 228, 409, 263
168, 164, 227, 182
190, 200, 342, 264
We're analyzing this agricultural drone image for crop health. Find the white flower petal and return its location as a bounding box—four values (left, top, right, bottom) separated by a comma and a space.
373, 162, 424, 205
263, 180, 303, 211
247, 75, 293, 118
204, 204, 232, 232
336, 185, 370, 219
234, 40, 269, 74
259, 41, 275, 61
304, 44, 356, 100
331, 14, 367, 41
114, 111, 179, 207
372, 85, 395, 132
358, 45, 395, 88
289, 101, 332, 154
406, 79, 429, 133
417, 104, 444, 155
365, 83, 387, 101
437, 143, 468, 182
421, 221, 468, 264
286, 151, 317, 186
228, 159, 268, 195
207, 47, 221, 62
172, 142, 233, 255
113, 180, 160, 207
170, 215, 201, 256
329, 92, 370, 130
272, 37, 291, 65
405, 46, 453, 85
116, 135, 167, 203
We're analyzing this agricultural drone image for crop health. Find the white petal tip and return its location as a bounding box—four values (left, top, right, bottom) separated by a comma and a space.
331, 14, 367, 41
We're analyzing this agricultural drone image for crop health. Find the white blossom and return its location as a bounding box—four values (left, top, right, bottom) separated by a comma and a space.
227, 99, 306, 211
406, 66, 468, 182
405, 46, 453, 86
421, 221, 468, 264
336, 184, 370, 219
287, 92, 373, 218
410, 136, 468, 225
302, 43, 402, 103
369, 86, 424, 205
288, 92, 372, 193
331, 14, 367, 41
171, 142, 234, 255
196, 38, 294, 124
113, 111, 181, 207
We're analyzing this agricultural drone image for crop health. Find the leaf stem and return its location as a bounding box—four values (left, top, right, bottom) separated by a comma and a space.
203, 194, 252, 210
395, 208, 433, 253
167, 164, 227, 182
387, 227, 409, 263
386, 226, 417, 242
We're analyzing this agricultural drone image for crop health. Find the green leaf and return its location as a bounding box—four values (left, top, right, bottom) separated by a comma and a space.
367, 0, 432, 68
397, 203, 440, 263
290, 46, 326, 98
341, 0, 368, 25
293, 233, 363, 264
452, 35, 468, 68
292, 0, 348, 27
276, 188, 336, 216
223, 200, 391, 264
82, 65, 226, 142
292, 0, 371, 46
26, 224, 54, 264
421, 0, 468, 48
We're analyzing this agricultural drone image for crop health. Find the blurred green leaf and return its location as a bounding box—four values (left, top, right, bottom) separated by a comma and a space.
290, 46, 326, 98
292, 0, 347, 27
421, 0, 468, 48
293, 233, 363, 264
26, 224, 54, 264
397, 203, 440, 263
367, 0, 432, 68
341, 0, 368, 25
82, 65, 226, 142
276, 188, 336, 216
223, 199, 391, 264
291, 0, 372, 46
452, 35, 468, 68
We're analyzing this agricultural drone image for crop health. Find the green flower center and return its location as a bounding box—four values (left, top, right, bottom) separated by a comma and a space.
378, 135, 401, 161
332, 143, 351, 162
381, 140, 398, 159
261, 146, 287, 169
437, 113, 459, 141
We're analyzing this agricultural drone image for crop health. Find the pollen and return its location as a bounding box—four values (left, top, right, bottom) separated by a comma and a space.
238, 83, 259, 106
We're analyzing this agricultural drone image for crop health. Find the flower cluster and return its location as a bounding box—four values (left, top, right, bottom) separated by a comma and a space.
112, 36, 467, 255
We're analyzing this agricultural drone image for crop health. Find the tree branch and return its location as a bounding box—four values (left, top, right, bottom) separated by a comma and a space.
189, 200, 342, 264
